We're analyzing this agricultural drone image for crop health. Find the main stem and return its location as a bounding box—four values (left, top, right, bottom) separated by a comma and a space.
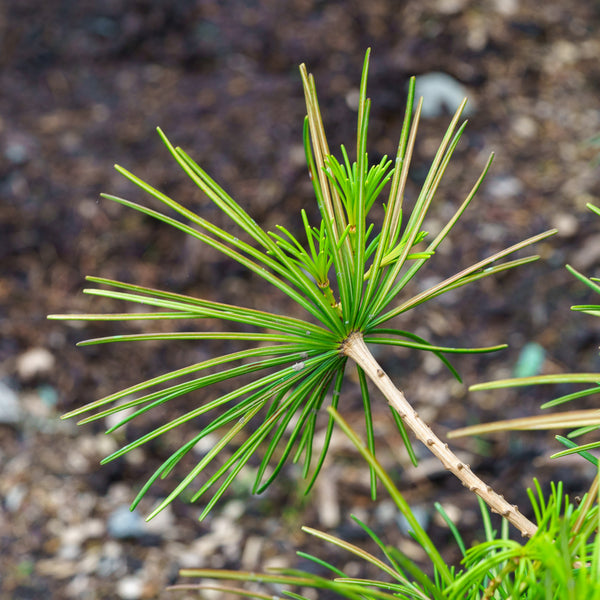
342, 332, 537, 538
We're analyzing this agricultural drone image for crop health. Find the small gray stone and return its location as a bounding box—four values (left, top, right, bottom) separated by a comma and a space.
414, 73, 474, 118
487, 175, 524, 199
396, 505, 431, 535
0, 381, 22, 424
107, 505, 147, 539
4, 142, 29, 164
5, 484, 27, 512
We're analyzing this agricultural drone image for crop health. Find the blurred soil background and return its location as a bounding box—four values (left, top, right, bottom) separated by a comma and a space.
1, 0, 600, 598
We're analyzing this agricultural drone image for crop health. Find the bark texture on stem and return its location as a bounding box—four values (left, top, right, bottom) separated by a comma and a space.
341, 332, 537, 538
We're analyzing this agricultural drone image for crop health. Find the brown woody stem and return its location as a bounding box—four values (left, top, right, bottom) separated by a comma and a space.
341, 331, 537, 538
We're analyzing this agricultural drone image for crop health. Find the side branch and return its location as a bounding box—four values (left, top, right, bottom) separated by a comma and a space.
341, 332, 537, 538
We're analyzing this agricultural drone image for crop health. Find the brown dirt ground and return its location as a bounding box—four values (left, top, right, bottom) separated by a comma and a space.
1, 1, 600, 598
